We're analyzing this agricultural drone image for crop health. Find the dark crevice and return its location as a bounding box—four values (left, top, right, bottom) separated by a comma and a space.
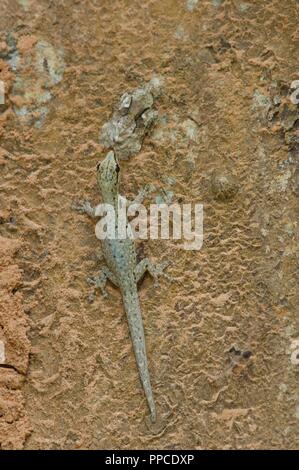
0, 363, 25, 375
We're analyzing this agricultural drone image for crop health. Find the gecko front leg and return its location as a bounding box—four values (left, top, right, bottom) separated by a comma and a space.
135, 258, 172, 287
74, 201, 118, 297
73, 200, 97, 218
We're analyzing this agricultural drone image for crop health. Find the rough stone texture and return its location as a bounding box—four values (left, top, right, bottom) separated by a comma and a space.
0, 0, 298, 449
0, 236, 31, 449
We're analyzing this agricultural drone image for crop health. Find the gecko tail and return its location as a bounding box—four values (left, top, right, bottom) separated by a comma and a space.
140, 360, 157, 423
145, 383, 156, 423
123, 290, 157, 422
150, 403, 157, 423
140, 369, 156, 423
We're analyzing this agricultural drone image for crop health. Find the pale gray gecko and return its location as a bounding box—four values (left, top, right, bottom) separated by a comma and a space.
76, 150, 170, 422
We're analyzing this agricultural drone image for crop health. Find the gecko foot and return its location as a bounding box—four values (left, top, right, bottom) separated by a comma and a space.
150, 260, 173, 287
87, 272, 109, 298
131, 183, 156, 206
87, 266, 119, 298
135, 258, 172, 287
72, 200, 96, 217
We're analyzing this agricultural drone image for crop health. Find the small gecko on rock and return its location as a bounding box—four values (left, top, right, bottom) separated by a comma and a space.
76, 150, 170, 422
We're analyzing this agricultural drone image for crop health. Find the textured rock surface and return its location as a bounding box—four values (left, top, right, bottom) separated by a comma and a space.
0, 0, 298, 449
0, 236, 31, 449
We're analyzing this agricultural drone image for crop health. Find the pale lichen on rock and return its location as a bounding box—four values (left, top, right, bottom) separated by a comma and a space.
100, 77, 163, 160
210, 169, 239, 201
186, 0, 198, 12
11, 38, 65, 127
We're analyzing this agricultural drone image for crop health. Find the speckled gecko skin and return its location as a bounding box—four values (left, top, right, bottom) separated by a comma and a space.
77, 150, 170, 422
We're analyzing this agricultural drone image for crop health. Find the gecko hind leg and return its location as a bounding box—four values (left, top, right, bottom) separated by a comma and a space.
87, 266, 119, 298
135, 258, 172, 287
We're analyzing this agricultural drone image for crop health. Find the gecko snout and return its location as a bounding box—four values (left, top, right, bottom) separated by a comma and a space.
96, 150, 120, 189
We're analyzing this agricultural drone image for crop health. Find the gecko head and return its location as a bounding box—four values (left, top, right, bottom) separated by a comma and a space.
96, 150, 120, 193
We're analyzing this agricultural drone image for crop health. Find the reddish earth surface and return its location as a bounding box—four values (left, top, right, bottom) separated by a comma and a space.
0, 0, 298, 449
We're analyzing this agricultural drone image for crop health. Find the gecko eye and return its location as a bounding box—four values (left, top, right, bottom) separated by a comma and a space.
115, 164, 120, 174
96, 162, 101, 171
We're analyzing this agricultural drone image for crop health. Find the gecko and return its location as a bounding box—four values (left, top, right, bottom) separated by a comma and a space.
76, 150, 170, 422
